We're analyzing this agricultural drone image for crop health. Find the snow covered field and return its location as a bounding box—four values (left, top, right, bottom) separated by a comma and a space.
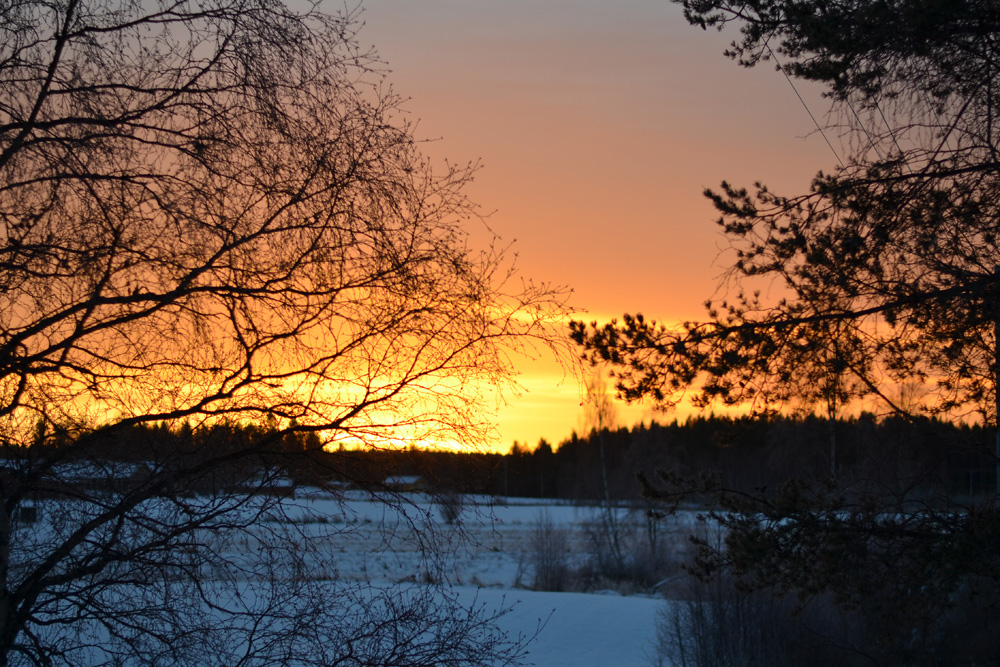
20, 489, 689, 666
274, 491, 691, 667
459, 587, 663, 667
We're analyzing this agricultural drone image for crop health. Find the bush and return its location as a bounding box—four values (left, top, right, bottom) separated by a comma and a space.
436, 490, 465, 525
580, 506, 678, 591
530, 511, 571, 591
655, 574, 857, 667
655, 570, 1000, 667
526, 505, 683, 594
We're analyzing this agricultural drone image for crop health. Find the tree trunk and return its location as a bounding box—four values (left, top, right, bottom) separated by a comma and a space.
994, 265, 1000, 497
0, 483, 11, 667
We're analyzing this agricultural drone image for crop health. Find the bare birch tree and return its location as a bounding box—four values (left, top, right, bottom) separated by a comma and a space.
0, 0, 564, 664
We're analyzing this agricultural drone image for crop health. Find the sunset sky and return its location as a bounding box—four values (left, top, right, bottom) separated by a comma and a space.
362, 0, 838, 451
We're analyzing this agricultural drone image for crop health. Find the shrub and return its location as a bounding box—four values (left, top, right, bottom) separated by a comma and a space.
530, 511, 571, 592
580, 506, 678, 591
655, 574, 858, 667
655, 570, 1000, 667
436, 490, 465, 525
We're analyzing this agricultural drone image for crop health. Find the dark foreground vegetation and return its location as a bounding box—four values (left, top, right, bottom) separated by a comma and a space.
571, 0, 1000, 662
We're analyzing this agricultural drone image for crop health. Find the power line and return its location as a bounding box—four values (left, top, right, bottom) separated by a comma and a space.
877, 104, 906, 159
764, 42, 846, 169
847, 97, 885, 162
766, 41, 904, 168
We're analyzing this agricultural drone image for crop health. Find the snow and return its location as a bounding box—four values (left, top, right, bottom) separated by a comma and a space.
456, 587, 664, 667
283, 492, 676, 666
22, 490, 681, 666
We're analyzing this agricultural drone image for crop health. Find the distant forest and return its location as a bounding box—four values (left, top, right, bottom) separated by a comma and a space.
495, 415, 994, 502
17, 414, 995, 503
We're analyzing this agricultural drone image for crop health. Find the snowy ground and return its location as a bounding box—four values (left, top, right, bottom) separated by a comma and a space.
457, 586, 664, 667
276, 491, 695, 667
24, 489, 690, 666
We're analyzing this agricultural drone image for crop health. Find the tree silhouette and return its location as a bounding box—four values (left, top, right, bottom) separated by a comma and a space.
574, 1, 1000, 661
581, 369, 626, 574
0, 0, 562, 664
574, 0, 1000, 457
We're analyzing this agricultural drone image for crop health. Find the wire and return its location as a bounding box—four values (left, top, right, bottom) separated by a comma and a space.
766, 39, 903, 168
848, 98, 885, 161
877, 104, 906, 159
764, 42, 846, 169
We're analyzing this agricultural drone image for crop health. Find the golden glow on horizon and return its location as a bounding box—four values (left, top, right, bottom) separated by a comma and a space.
351, 1, 842, 450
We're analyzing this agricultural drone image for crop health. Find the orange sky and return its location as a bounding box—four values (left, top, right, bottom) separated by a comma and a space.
361, 0, 837, 451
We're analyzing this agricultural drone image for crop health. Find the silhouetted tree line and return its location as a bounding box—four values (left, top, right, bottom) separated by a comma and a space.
9, 414, 994, 502
509, 414, 993, 502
